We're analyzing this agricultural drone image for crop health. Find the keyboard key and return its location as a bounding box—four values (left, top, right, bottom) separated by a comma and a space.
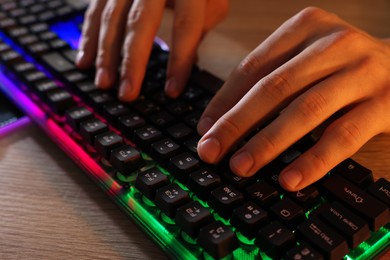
133, 125, 163, 150
88, 91, 114, 113
296, 218, 348, 260
198, 221, 238, 259
183, 136, 199, 154
231, 202, 268, 238
286, 185, 320, 211
154, 183, 190, 218
45, 88, 75, 114
102, 102, 130, 124
270, 197, 305, 228
187, 168, 221, 201
94, 131, 123, 160
135, 167, 169, 200
117, 113, 146, 136
79, 118, 108, 145
256, 221, 295, 259
132, 99, 160, 115
150, 138, 180, 166
318, 202, 370, 248
322, 174, 390, 231
175, 201, 213, 237
333, 158, 373, 188
285, 243, 324, 260
149, 111, 175, 127
23, 70, 46, 83
367, 178, 390, 206
33, 79, 60, 96
208, 184, 244, 219
246, 181, 279, 207
110, 145, 144, 175
65, 106, 94, 131
166, 100, 193, 116
166, 123, 194, 142
168, 153, 199, 183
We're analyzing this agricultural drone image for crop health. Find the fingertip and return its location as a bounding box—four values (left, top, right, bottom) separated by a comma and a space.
119, 80, 139, 102
197, 136, 221, 163
75, 50, 91, 69
95, 68, 113, 89
164, 77, 183, 98
279, 169, 303, 191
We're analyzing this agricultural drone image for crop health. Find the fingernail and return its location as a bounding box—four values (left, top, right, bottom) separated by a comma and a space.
230, 151, 254, 176
119, 80, 132, 101
95, 68, 110, 88
197, 117, 214, 135
280, 169, 303, 190
197, 137, 221, 162
75, 50, 84, 65
165, 77, 177, 97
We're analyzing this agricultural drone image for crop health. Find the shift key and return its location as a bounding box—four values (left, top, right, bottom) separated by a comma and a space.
322, 175, 389, 231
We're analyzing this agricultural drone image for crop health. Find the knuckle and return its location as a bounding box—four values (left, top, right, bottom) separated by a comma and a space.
259, 74, 292, 101
333, 121, 362, 148
296, 7, 329, 23
256, 133, 278, 156
217, 116, 241, 138
127, 6, 144, 27
305, 150, 329, 173
101, 3, 116, 24
237, 55, 262, 76
174, 15, 199, 31
295, 91, 327, 122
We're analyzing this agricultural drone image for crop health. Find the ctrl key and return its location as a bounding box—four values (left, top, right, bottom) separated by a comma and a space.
198, 221, 238, 259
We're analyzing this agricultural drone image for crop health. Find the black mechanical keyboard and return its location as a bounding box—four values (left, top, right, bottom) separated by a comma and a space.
0, 1, 389, 259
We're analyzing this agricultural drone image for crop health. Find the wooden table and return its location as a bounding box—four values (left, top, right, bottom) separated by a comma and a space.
0, 0, 389, 259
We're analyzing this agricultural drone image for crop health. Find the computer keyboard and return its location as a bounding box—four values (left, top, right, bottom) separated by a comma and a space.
0, 1, 389, 259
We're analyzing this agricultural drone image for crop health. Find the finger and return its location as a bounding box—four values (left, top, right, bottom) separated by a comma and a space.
203, 0, 229, 33
94, 0, 132, 89
119, 0, 166, 101
76, 0, 107, 69
197, 26, 361, 164
279, 100, 383, 191
197, 7, 342, 135
164, 0, 206, 98
229, 62, 377, 177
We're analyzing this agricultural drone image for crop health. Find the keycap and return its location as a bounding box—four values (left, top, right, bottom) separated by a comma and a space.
256, 221, 295, 259
94, 131, 123, 159
110, 145, 144, 175
231, 202, 268, 238
183, 136, 199, 154
102, 102, 130, 124
154, 183, 190, 218
333, 158, 373, 188
23, 70, 46, 83
166, 100, 193, 116
45, 88, 75, 114
168, 153, 199, 183
208, 184, 244, 219
33, 79, 60, 96
88, 91, 114, 113
132, 99, 160, 115
187, 168, 221, 201
296, 218, 348, 260
317, 202, 370, 248
27, 42, 50, 55
224, 172, 255, 189
367, 178, 390, 206
133, 125, 163, 150
166, 123, 194, 141
270, 197, 305, 228
150, 138, 180, 166
175, 201, 213, 237
285, 243, 324, 260
75, 81, 98, 97
29, 23, 49, 34
322, 174, 389, 231
135, 167, 169, 200
286, 185, 320, 211
65, 106, 94, 131
246, 181, 279, 207
198, 221, 238, 259
149, 111, 175, 127
79, 118, 108, 145
183, 111, 201, 128
117, 113, 146, 137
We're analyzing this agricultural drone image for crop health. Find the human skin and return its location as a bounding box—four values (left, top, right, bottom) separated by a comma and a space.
197, 7, 390, 191
75, 0, 229, 101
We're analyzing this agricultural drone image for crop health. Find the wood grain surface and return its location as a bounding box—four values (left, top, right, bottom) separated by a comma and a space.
0, 0, 389, 259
